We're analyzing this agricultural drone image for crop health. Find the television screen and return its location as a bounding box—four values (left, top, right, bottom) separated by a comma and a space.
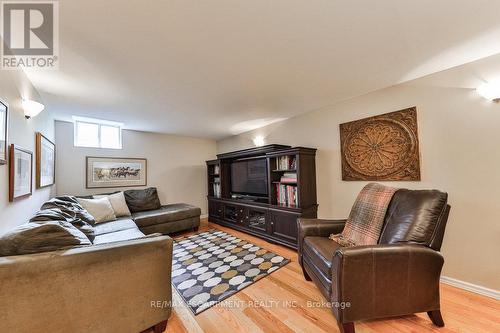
231, 158, 268, 196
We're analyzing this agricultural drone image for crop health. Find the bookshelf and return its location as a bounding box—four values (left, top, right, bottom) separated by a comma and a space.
270, 154, 298, 207
266, 148, 317, 210
206, 160, 221, 198
206, 145, 317, 250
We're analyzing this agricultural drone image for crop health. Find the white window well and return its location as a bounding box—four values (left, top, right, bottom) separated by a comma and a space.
73, 116, 123, 149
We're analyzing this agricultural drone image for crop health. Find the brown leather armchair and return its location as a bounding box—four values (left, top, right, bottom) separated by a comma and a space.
298, 189, 451, 333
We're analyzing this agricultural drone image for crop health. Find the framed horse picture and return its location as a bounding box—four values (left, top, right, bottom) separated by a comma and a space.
86, 156, 147, 188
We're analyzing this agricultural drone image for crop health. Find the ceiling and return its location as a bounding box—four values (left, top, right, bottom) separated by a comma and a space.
25, 0, 500, 139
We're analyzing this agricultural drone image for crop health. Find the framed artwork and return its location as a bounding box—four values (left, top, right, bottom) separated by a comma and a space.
86, 156, 147, 189
340, 107, 421, 181
0, 101, 8, 165
9, 144, 33, 201
36, 132, 56, 188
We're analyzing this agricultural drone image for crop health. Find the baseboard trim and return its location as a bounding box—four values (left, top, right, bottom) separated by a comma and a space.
200, 214, 208, 219
441, 276, 499, 300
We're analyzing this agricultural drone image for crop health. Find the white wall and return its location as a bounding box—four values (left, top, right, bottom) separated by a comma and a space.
55, 121, 216, 214
218, 83, 500, 291
0, 70, 56, 234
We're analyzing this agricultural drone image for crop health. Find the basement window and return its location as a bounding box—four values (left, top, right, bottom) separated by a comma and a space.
73, 116, 123, 149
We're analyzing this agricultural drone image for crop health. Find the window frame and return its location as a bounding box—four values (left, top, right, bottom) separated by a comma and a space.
73, 116, 123, 149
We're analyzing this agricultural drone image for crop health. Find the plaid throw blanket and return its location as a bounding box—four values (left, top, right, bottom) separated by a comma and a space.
330, 183, 397, 247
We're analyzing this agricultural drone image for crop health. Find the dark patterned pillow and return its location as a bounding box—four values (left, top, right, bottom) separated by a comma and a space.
124, 187, 161, 213
30, 208, 96, 242
41, 196, 96, 225
0, 221, 91, 257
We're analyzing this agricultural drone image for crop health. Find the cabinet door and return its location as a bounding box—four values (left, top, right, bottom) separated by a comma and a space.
208, 200, 223, 219
269, 210, 300, 245
224, 204, 247, 227
246, 206, 268, 234
223, 204, 238, 222
214, 201, 223, 218
235, 205, 248, 227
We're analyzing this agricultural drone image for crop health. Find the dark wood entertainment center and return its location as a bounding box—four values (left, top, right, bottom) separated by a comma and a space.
206, 144, 317, 249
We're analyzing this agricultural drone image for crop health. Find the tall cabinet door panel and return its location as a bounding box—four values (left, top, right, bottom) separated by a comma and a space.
269, 210, 300, 246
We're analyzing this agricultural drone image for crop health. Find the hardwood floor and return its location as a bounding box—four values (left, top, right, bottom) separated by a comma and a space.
164, 220, 500, 333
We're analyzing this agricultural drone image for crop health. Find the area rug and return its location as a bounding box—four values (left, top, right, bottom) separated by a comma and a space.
171, 229, 290, 314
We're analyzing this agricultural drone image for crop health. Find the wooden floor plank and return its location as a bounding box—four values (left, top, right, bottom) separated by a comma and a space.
163, 220, 500, 333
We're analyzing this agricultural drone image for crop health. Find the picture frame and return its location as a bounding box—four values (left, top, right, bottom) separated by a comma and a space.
86, 156, 147, 189
0, 101, 8, 165
9, 144, 33, 201
36, 132, 56, 188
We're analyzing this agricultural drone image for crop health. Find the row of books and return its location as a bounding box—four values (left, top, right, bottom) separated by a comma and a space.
276, 155, 296, 170
280, 172, 297, 184
275, 183, 298, 207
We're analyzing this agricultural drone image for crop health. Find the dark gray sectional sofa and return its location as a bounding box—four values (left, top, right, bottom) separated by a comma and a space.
0, 187, 201, 333
82, 187, 201, 243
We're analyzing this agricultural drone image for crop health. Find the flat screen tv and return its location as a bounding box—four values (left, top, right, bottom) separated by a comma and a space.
231, 158, 268, 197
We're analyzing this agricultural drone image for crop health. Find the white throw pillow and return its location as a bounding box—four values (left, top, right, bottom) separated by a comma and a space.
94, 192, 131, 217
77, 197, 116, 223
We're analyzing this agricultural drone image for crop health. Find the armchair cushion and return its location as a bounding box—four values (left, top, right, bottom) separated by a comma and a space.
297, 218, 346, 299
379, 189, 448, 247
303, 236, 341, 279
297, 218, 346, 264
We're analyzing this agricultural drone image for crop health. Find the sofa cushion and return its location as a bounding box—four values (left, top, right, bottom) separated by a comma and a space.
303, 236, 341, 279
77, 197, 117, 223
94, 192, 131, 217
41, 196, 96, 225
30, 208, 96, 242
93, 228, 145, 245
379, 189, 448, 246
0, 221, 91, 256
124, 188, 161, 213
132, 204, 201, 228
93, 218, 138, 236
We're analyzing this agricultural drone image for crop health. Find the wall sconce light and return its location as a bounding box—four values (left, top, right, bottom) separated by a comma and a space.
476, 81, 500, 102
22, 99, 45, 119
252, 135, 265, 147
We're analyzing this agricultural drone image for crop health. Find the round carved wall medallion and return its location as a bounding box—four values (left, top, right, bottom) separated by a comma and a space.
340, 107, 421, 181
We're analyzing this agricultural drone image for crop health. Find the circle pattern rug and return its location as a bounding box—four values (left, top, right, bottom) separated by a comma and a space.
172, 229, 290, 314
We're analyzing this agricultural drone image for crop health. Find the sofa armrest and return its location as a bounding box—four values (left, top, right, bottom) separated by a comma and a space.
0, 236, 173, 333
297, 218, 346, 263
331, 244, 443, 323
